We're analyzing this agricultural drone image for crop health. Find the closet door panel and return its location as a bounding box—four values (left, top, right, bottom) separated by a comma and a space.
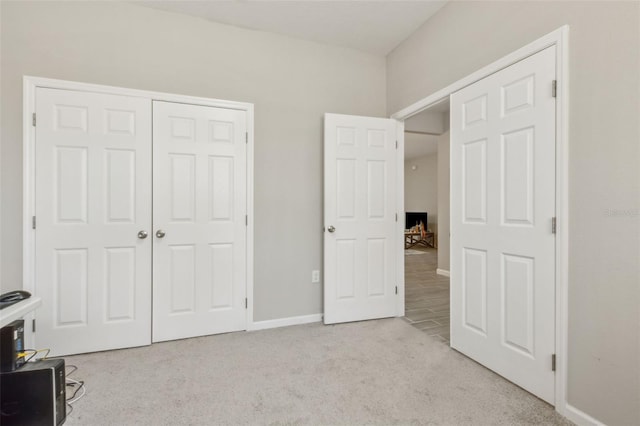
34, 88, 152, 356
152, 101, 247, 342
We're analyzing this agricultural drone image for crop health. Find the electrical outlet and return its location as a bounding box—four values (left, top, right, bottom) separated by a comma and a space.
311, 270, 320, 283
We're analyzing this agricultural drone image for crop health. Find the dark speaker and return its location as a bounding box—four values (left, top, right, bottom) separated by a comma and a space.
0, 320, 25, 372
0, 358, 66, 426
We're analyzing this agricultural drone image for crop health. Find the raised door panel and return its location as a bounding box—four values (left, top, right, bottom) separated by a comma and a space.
502, 253, 535, 356
462, 140, 487, 224
104, 247, 136, 322
209, 244, 234, 309
54, 249, 88, 327
169, 154, 196, 222
54, 147, 88, 224
208, 156, 234, 221
105, 149, 136, 224
501, 128, 534, 226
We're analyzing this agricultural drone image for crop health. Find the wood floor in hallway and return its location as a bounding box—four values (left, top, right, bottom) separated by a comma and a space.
403, 246, 450, 343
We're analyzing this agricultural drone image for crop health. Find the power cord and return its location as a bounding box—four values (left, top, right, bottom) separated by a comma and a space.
65, 364, 86, 416
18, 348, 50, 362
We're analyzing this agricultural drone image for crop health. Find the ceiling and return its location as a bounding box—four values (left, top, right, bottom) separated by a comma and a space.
135, 1, 447, 55
405, 133, 439, 160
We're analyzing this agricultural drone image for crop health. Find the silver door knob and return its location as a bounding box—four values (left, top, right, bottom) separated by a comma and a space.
328, 226, 336, 233
156, 230, 166, 238
137, 230, 148, 239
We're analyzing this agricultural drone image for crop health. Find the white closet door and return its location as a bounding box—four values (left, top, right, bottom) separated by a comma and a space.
450, 46, 557, 403
152, 101, 247, 342
324, 113, 398, 324
34, 88, 152, 356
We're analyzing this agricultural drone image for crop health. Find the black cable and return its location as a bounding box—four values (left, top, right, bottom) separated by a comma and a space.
66, 365, 78, 376
66, 380, 85, 401
22, 348, 51, 362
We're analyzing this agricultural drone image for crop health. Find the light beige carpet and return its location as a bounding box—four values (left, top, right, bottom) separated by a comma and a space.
64, 318, 570, 425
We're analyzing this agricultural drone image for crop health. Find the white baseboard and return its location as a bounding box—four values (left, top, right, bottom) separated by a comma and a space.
561, 403, 605, 426
436, 268, 450, 277
248, 313, 323, 331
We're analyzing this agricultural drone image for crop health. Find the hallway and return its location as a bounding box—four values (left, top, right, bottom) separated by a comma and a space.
403, 246, 450, 343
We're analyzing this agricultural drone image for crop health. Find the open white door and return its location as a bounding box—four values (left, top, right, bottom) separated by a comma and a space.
152, 101, 247, 342
324, 113, 399, 324
450, 46, 556, 403
34, 88, 152, 356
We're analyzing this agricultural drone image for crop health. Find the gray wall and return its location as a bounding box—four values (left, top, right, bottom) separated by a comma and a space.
436, 131, 449, 272
404, 152, 438, 231
387, 2, 639, 424
0, 1, 387, 321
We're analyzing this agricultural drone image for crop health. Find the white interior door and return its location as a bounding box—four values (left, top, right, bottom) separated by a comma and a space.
34, 88, 152, 356
152, 101, 247, 342
324, 113, 399, 324
450, 46, 556, 403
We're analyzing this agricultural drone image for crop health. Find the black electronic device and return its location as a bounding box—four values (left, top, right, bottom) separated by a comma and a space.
405, 211, 428, 230
0, 290, 32, 310
0, 358, 67, 426
0, 319, 25, 372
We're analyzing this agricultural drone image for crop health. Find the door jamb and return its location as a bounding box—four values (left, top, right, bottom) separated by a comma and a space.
395, 120, 406, 317
22, 76, 255, 341
390, 26, 571, 420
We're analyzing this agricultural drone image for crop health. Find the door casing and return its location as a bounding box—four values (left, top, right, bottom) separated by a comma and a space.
23, 76, 255, 349
391, 26, 570, 419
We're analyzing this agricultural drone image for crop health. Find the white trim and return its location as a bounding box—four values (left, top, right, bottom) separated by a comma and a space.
563, 404, 605, 426
23, 75, 255, 335
248, 314, 323, 331
436, 269, 450, 277
245, 104, 256, 331
392, 27, 568, 121
553, 27, 571, 423
23, 80, 36, 296
391, 26, 572, 419
395, 120, 405, 318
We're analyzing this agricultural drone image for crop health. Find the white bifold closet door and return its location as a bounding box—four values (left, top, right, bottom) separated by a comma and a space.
152, 101, 247, 342
450, 46, 557, 403
34, 88, 152, 356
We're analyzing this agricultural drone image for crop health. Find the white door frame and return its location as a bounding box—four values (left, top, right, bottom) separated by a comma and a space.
390, 26, 581, 423
22, 76, 255, 344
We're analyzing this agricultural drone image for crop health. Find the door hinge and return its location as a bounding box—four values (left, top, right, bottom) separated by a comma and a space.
32, 113, 36, 127
551, 217, 556, 234
395, 140, 398, 149
395, 213, 398, 222
552, 80, 557, 98
551, 354, 556, 372
245, 298, 248, 309
395, 286, 398, 295
32, 216, 36, 230
245, 132, 248, 144
32, 319, 36, 333
245, 215, 248, 226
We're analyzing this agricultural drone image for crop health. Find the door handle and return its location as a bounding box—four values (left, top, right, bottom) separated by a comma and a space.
328, 226, 336, 233
137, 230, 148, 239
156, 230, 166, 238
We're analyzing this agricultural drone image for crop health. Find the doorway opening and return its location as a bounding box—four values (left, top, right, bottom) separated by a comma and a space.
402, 100, 451, 343
392, 26, 568, 412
